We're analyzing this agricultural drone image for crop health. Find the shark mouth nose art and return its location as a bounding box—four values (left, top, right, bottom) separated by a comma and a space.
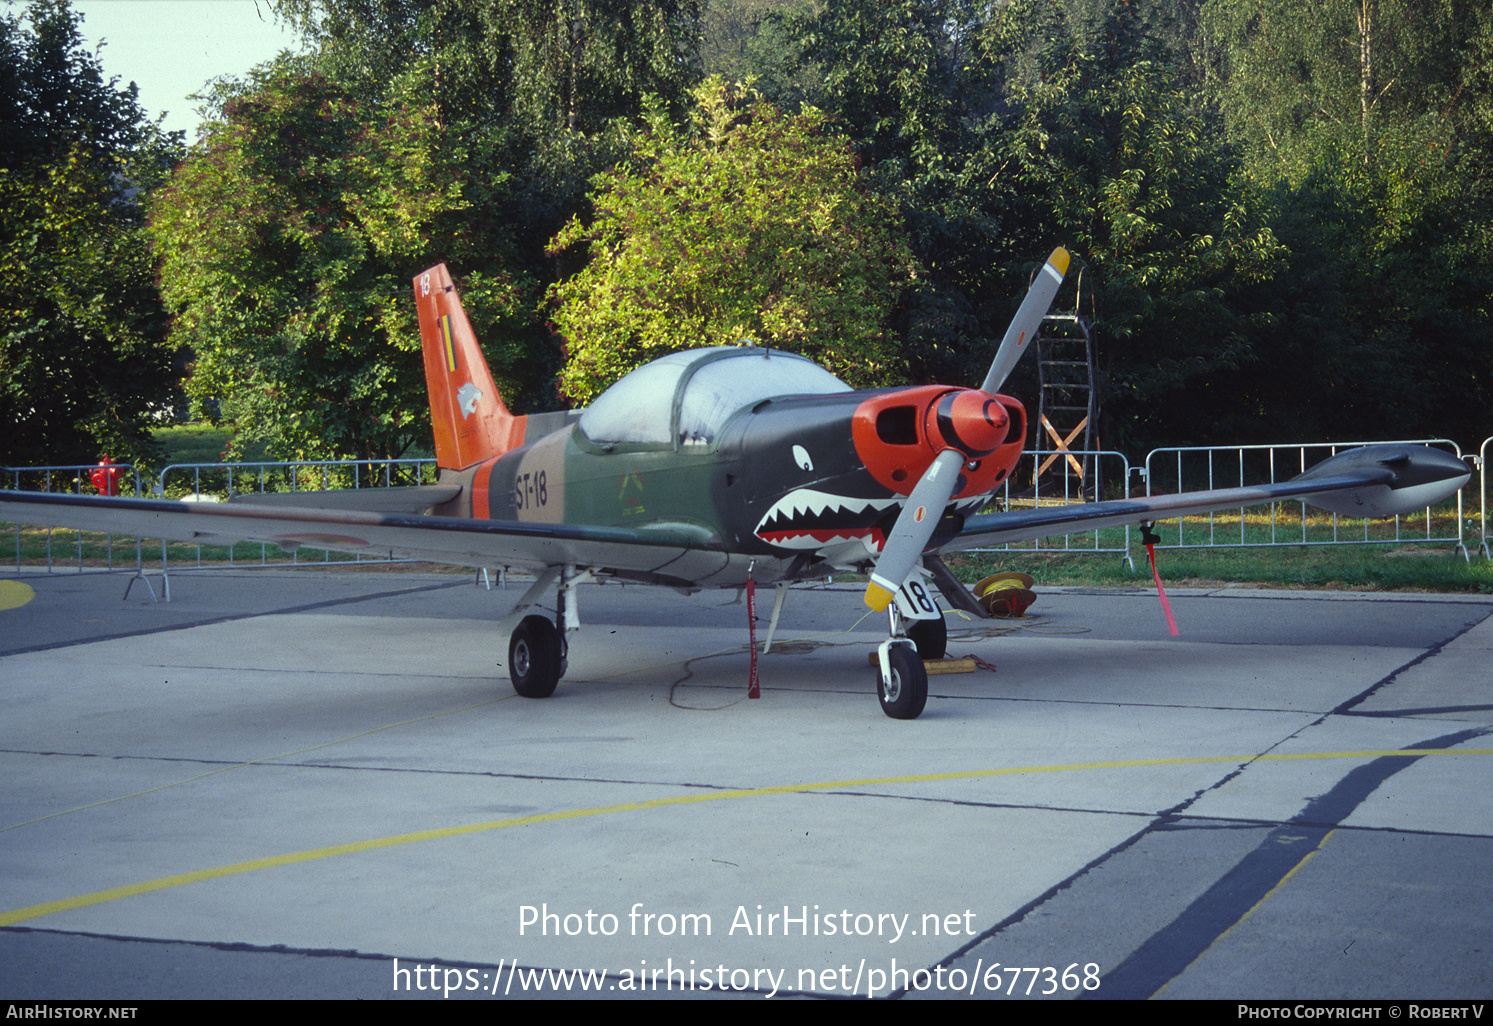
753, 488, 900, 549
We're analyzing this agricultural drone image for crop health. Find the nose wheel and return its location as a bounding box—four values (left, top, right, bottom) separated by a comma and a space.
876, 641, 928, 719
873, 591, 939, 719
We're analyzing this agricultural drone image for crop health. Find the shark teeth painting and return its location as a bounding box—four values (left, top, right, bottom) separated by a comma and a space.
754, 487, 995, 557
753, 488, 900, 550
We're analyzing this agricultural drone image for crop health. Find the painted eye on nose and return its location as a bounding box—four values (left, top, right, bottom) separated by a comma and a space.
792, 445, 814, 472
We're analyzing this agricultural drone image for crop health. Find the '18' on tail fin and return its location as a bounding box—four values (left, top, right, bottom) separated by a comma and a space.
414, 264, 526, 470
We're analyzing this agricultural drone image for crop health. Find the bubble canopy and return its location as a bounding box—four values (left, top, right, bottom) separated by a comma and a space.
577, 347, 852, 447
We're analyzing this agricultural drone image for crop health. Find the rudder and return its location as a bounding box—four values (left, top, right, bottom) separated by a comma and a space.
414, 264, 525, 470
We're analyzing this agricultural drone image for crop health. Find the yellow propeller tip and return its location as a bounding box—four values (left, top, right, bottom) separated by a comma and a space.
1048, 247, 1070, 276
864, 582, 895, 611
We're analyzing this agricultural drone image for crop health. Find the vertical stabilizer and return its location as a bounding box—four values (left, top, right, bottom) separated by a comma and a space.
414, 264, 525, 470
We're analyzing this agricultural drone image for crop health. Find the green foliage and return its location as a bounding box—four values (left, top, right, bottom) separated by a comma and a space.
17, 0, 1475, 470
1202, 0, 1478, 201
767, 0, 1035, 387
0, 0, 181, 468
149, 66, 539, 462
988, 0, 1287, 450
546, 79, 918, 403
699, 0, 814, 90
1200, 0, 1493, 448
272, 0, 703, 136
262, 0, 712, 415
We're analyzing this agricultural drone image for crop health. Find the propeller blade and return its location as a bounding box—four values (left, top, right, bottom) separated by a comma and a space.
979, 247, 1071, 395
865, 448, 966, 611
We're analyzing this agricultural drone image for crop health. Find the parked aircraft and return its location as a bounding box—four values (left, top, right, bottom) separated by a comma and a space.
0, 251, 1470, 718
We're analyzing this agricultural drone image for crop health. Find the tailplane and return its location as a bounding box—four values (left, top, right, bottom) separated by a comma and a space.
414, 264, 525, 470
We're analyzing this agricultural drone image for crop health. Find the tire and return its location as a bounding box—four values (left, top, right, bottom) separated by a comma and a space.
907, 616, 947, 661
877, 643, 928, 720
509, 615, 562, 698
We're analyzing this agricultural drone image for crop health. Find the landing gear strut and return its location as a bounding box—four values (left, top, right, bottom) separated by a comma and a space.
502, 565, 586, 699
875, 601, 930, 720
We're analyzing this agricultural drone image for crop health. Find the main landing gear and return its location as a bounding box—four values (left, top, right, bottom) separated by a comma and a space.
502, 566, 585, 699
500, 566, 948, 720
509, 614, 563, 697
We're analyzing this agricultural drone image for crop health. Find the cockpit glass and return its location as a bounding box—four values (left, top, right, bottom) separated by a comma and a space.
577, 347, 851, 446
677, 351, 849, 444
576, 355, 690, 444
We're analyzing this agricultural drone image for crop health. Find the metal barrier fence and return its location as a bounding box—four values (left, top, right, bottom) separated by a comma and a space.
1480, 437, 1491, 561
4, 440, 1489, 580
1143, 439, 1470, 560
3, 464, 147, 572
155, 459, 438, 570
155, 458, 438, 569
972, 450, 1137, 568
158, 457, 436, 500
2, 458, 436, 577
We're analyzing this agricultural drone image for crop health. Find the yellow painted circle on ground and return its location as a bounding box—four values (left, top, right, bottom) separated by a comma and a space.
0, 580, 35, 611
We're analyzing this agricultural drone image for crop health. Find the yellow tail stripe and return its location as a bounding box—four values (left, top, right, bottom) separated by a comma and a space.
440, 315, 457, 372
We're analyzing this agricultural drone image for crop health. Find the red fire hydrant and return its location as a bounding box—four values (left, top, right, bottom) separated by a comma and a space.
90, 456, 122, 497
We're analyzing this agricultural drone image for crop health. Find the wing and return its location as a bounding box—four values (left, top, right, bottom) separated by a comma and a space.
944, 444, 1469, 552
0, 490, 728, 587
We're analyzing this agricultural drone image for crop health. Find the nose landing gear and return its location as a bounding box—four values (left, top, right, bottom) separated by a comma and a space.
875, 598, 934, 720
876, 639, 928, 720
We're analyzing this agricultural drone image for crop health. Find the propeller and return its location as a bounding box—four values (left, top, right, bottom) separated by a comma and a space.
864, 247, 1071, 612
981, 247, 1071, 395
865, 448, 966, 610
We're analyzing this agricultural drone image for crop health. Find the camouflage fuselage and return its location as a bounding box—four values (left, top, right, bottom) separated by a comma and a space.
438, 385, 1028, 588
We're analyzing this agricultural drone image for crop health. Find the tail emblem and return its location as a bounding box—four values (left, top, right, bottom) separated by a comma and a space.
457, 383, 483, 418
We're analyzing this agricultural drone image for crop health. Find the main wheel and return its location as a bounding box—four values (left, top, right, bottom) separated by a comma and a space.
877, 643, 928, 720
509, 615, 562, 698
907, 615, 947, 661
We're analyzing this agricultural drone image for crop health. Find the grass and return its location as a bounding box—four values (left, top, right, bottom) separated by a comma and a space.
947, 544, 1492, 594
153, 423, 248, 467
937, 499, 1491, 594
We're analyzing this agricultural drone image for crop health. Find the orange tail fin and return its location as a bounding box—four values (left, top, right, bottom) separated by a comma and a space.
414, 264, 525, 470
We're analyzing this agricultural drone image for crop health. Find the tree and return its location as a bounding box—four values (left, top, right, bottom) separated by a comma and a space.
986, 0, 1287, 451
699, 0, 812, 87
149, 65, 539, 463
0, 0, 181, 468
272, 0, 703, 135
759, 0, 1042, 388
546, 79, 919, 403
263, 0, 712, 412
1200, 0, 1493, 447
1202, 0, 1487, 197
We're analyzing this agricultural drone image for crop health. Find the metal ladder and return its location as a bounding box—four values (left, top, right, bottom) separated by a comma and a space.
1035, 311, 1099, 499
